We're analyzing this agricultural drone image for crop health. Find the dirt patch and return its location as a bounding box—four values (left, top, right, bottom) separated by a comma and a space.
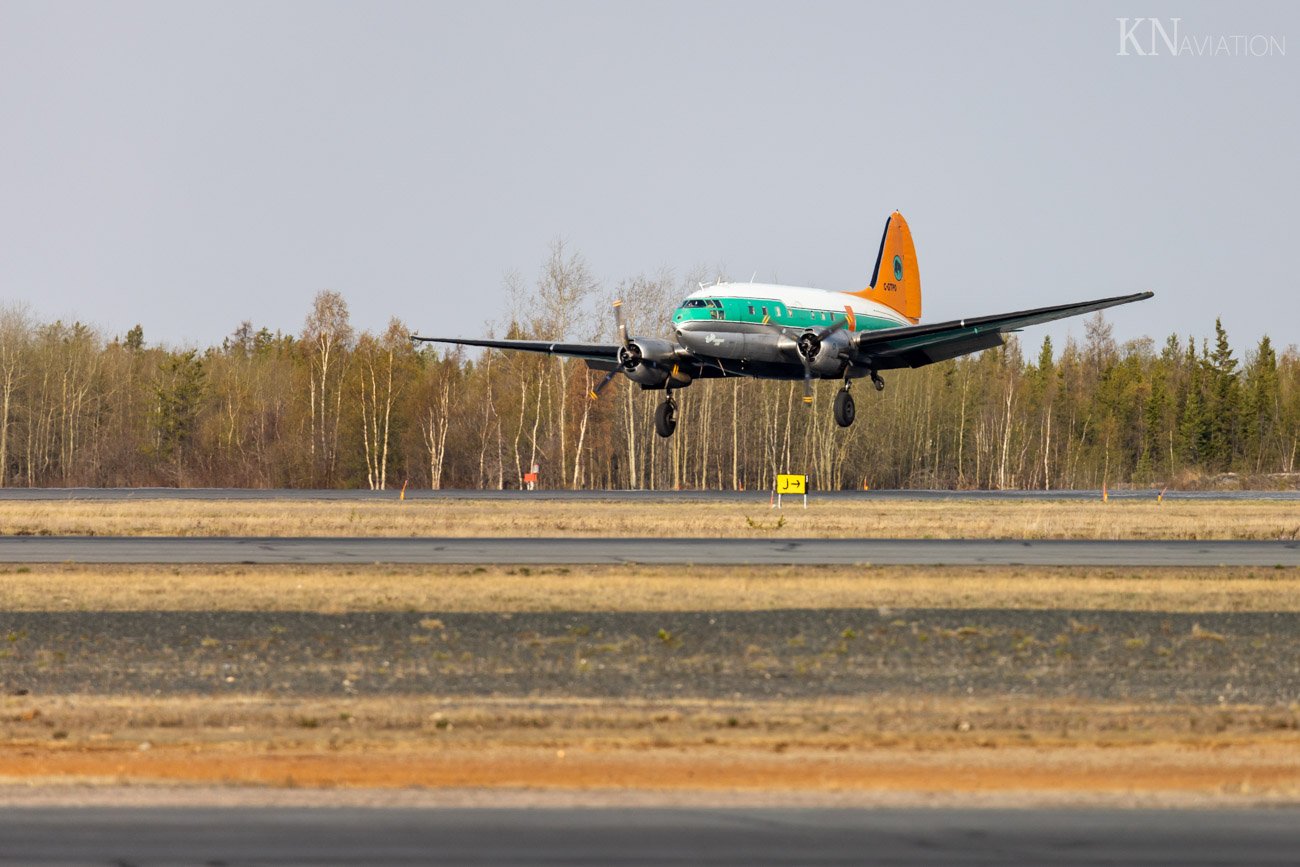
1, 695, 1298, 798
2, 741, 1297, 799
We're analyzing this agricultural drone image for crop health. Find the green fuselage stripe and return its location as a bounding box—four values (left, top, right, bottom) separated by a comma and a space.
673, 296, 899, 332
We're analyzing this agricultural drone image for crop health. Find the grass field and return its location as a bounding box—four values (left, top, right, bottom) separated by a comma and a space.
1, 497, 1298, 539
0, 563, 1297, 612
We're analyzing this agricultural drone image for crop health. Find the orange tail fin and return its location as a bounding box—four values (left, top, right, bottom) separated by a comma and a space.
850, 211, 921, 322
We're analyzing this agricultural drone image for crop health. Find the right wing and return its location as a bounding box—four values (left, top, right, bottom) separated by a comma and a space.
856, 291, 1153, 369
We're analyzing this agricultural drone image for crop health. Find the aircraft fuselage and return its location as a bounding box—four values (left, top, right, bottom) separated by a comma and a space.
672, 282, 910, 380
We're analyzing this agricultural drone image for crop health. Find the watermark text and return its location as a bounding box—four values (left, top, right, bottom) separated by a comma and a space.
1116, 18, 1285, 57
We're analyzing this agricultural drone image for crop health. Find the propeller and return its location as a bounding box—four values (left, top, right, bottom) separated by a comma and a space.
794, 314, 854, 406
796, 331, 817, 404
613, 299, 645, 371
588, 369, 618, 400
592, 300, 631, 401
614, 299, 629, 348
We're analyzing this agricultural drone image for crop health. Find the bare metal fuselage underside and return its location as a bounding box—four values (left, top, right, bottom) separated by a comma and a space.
653, 319, 1004, 384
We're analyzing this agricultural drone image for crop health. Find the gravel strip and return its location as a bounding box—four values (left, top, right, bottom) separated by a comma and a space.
1, 609, 1297, 705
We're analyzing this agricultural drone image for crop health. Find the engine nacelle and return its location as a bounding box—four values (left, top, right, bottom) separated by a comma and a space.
797, 329, 854, 375
619, 337, 681, 387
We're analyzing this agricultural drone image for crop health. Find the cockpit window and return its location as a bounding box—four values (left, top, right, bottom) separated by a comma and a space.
681, 299, 709, 308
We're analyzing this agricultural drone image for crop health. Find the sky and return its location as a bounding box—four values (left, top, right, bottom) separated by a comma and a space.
1, 1, 1297, 355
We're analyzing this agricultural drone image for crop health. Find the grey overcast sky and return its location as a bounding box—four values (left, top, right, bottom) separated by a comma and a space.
1, 1, 1296, 353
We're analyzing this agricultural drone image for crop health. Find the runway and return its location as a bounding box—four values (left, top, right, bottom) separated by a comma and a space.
0, 486, 1296, 501
2, 807, 1297, 865
1, 536, 1297, 566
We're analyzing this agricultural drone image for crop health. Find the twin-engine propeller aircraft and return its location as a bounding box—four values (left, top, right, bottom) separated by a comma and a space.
412, 212, 1152, 438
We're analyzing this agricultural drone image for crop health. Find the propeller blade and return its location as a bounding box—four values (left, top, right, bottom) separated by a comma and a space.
802, 359, 814, 405
588, 369, 618, 400
613, 300, 629, 347
817, 314, 853, 339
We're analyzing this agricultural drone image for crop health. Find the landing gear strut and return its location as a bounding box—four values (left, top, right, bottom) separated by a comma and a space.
655, 391, 678, 438
833, 383, 856, 428
870, 370, 885, 392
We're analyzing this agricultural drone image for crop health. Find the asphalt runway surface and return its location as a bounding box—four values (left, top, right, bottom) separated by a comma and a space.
2, 535, 1297, 566
0, 485, 1297, 501
3, 807, 1298, 865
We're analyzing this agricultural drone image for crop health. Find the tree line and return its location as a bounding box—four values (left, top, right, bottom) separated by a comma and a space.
2, 245, 1297, 490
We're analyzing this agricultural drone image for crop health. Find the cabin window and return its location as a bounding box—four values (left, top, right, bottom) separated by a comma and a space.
747, 305, 755, 315
761, 306, 768, 317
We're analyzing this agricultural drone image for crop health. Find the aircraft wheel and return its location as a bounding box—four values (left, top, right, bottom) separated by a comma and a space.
833, 389, 856, 428
654, 398, 678, 438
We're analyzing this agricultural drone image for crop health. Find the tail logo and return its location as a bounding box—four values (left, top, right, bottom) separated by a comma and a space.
893, 255, 904, 281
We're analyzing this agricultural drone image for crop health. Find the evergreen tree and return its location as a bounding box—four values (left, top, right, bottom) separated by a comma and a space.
1243, 335, 1280, 472
1205, 318, 1240, 470
1177, 339, 1207, 467
124, 324, 144, 352
1140, 365, 1168, 481
153, 350, 206, 484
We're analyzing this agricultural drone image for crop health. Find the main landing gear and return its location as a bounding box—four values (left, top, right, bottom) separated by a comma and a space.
833, 372, 884, 429
833, 387, 855, 428
655, 391, 678, 438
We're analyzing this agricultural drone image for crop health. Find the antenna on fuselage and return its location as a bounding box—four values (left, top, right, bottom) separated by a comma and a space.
750, 271, 756, 283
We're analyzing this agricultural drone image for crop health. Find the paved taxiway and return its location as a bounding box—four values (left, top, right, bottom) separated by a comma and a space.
3, 807, 1297, 865
2, 535, 1296, 566
0, 485, 1296, 501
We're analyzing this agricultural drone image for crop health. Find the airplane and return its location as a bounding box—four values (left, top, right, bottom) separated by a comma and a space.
412, 212, 1153, 438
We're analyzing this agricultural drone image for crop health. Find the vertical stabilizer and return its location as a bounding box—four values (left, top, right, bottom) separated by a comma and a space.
850, 211, 921, 322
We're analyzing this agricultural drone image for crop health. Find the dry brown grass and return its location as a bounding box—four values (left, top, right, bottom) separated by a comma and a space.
0, 563, 1297, 612
1, 497, 1297, 540
2, 694, 1297, 797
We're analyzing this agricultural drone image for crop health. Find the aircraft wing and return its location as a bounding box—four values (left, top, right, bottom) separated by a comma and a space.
856, 291, 1153, 369
410, 335, 621, 365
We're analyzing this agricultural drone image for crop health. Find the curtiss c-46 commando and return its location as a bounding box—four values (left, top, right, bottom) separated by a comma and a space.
413, 212, 1152, 438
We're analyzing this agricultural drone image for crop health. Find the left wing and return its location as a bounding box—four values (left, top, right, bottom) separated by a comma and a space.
410, 335, 621, 367
855, 291, 1153, 369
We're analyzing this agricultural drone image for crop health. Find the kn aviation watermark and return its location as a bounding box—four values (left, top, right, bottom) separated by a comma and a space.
1116, 18, 1286, 57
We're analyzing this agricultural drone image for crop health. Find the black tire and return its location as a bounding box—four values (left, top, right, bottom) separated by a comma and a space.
833, 389, 856, 428
654, 398, 678, 438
